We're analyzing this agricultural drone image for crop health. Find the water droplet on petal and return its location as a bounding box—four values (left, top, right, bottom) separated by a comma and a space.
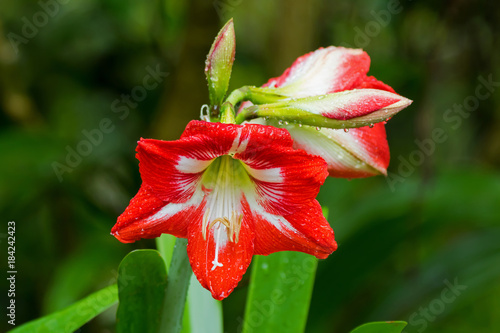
369, 123, 374, 128
315, 127, 321, 131
344, 128, 349, 133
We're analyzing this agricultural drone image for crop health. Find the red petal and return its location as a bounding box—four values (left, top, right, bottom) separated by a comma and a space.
251, 200, 336, 259
187, 202, 254, 300
264, 46, 370, 97
111, 185, 204, 243
330, 123, 390, 177
356, 75, 396, 93
137, 121, 239, 203
317, 89, 403, 120
287, 123, 389, 178
235, 125, 328, 216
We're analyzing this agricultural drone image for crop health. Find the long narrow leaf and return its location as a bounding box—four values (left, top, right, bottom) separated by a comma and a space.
10, 284, 117, 333
183, 274, 224, 333
159, 237, 192, 333
243, 252, 318, 333
350, 321, 407, 333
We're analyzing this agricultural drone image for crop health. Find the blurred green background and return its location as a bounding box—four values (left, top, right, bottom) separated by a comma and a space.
1, 0, 499, 332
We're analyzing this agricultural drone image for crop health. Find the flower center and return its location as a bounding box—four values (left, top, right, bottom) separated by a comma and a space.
201, 155, 251, 270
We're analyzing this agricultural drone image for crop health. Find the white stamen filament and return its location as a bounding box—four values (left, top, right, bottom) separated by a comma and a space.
201, 156, 244, 271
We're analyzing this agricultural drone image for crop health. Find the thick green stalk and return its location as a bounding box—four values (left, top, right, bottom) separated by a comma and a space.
156, 234, 176, 272
159, 238, 192, 333
225, 86, 250, 107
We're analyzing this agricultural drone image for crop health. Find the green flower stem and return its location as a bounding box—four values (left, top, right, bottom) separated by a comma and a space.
228, 86, 293, 124
225, 86, 250, 106
220, 102, 236, 124
235, 106, 254, 124
159, 238, 192, 333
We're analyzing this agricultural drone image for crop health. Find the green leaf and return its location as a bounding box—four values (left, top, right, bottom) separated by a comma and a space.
205, 18, 236, 109
183, 274, 224, 333
10, 284, 117, 333
159, 238, 192, 333
156, 233, 177, 272
116, 250, 168, 333
156, 235, 223, 333
242, 252, 318, 333
350, 321, 407, 333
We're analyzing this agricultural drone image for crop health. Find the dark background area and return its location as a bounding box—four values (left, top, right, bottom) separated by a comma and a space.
1, 0, 499, 332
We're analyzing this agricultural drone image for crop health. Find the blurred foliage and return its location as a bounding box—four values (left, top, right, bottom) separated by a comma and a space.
0, 0, 499, 332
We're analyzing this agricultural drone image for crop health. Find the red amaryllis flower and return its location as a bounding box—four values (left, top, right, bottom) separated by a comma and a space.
111, 120, 337, 299
241, 46, 412, 178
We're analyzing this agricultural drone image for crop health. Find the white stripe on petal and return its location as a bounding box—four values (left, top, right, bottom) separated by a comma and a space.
177, 156, 214, 174
229, 127, 249, 154
201, 156, 249, 270
273, 47, 366, 97
242, 165, 282, 183
286, 124, 379, 175
146, 190, 204, 223
290, 89, 404, 119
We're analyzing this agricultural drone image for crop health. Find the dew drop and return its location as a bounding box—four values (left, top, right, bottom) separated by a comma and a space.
315, 127, 321, 131
298, 123, 303, 127
344, 128, 349, 133
284, 121, 289, 125
369, 123, 374, 128
278, 120, 284, 125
